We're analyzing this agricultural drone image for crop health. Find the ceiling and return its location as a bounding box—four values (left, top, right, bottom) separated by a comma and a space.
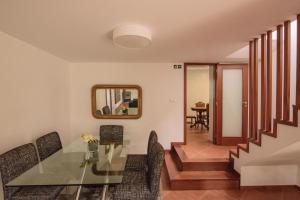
0, 0, 300, 63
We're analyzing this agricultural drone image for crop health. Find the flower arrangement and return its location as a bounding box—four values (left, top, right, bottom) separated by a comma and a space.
80, 132, 98, 152
80, 132, 97, 143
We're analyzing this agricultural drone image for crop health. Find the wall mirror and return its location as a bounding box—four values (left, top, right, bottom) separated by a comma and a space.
91, 85, 142, 119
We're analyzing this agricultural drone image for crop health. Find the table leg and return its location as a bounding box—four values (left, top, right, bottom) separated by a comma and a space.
101, 185, 108, 200
75, 186, 82, 200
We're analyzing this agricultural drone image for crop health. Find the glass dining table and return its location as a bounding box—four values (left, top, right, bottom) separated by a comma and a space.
6, 137, 130, 200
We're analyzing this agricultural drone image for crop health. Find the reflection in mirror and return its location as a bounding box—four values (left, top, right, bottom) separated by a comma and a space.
92, 85, 142, 119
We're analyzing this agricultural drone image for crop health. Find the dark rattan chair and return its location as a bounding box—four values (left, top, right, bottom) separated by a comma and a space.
0, 143, 63, 200
99, 125, 123, 145
111, 142, 164, 200
36, 132, 62, 161
102, 106, 111, 115
125, 130, 158, 171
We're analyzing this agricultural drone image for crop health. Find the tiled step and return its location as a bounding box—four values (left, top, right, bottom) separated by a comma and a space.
171, 145, 231, 171
165, 151, 240, 190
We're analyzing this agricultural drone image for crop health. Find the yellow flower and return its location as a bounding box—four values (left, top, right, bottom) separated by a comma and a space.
80, 132, 97, 143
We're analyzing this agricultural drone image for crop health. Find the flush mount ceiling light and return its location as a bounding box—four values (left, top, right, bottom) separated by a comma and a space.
112, 24, 152, 48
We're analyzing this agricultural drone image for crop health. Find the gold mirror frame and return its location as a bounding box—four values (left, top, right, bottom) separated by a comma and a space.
91, 84, 142, 119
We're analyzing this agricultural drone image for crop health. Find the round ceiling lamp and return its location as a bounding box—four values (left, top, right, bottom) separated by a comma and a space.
113, 24, 152, 48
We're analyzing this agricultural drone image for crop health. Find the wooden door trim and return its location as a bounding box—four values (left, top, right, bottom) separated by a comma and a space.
216, 64, 248, 145
296, 14, 300, 107
183, 63, 218, 145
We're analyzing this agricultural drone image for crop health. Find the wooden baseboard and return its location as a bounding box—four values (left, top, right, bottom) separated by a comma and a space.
241, 185, 300, 190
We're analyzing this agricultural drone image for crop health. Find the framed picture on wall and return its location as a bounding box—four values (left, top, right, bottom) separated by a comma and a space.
114, 89, 121, 103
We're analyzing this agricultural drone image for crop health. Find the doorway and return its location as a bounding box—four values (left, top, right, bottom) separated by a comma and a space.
183, 63, 216, 145
182, 63, 248, 159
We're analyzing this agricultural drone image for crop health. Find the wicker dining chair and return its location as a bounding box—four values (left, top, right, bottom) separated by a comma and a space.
195, 101, 206, 107
99, 125, 123, 145
36, 132, 63, 161
111, 142, 164, 200
0, 143, 63, 200
125, 130, 158, 171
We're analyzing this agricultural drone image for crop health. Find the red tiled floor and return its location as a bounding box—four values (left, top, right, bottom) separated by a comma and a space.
160, 167, 300, 200
160, 125, 300, 199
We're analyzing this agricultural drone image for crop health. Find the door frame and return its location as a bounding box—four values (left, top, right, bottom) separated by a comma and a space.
215, 64, 248, 145
183, 63, 218, 145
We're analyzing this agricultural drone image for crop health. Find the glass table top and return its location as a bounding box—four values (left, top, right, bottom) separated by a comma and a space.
6, 138, 130, 187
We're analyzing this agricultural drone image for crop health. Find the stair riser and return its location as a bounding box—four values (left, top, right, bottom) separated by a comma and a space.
181, 162, 230, 171
170, 146, 183, 171
170, 180, 240, 190
171, 146, 231, 171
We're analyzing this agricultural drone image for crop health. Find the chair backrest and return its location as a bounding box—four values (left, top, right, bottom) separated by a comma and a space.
147, 130, 158, 155
206, 103, 209, 117
129, 99, 138, 108
147, 142, 164, 197
99, 125, 123, 144
95, 109, 102, 116
195, 101, 205, 107
36, 132, 62, 161
102, 106, 111, 115
0, 143, 38, 199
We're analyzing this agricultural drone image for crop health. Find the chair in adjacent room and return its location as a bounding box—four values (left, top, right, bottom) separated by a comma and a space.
0, 143, 63, 200
111, 142, 165, 200
195, 101, 206, 107
102, 106, 111, 115
99, 125, 123, 145
125, 130, 158, 171
36, 132, 63, 161
202, 103, 209, 130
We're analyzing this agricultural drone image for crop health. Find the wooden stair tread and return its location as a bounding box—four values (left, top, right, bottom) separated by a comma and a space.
165, 151, 240, 190
229, 149, 238, 158
238, 143, 247, 149
165, 151, 239, 180
173, 145, 229, 163
229, 106, 300, 163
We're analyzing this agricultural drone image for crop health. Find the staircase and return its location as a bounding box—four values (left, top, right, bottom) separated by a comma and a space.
229, 106, 300, 173
164, 144, 240, 190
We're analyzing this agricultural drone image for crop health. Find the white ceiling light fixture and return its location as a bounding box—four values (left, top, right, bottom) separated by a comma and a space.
113, 24, 152, 48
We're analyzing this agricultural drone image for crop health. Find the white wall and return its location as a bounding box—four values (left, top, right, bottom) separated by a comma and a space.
0, 31, 70, 199
186, 67, 209, 116
69, 63, 184, 153
241, 165, 298, 186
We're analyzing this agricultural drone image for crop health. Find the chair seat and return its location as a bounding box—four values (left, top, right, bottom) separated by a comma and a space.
112, 171, 152, 200
125, 154, 147, 171
11, 186, 63, 200
79, 186, 103, 200
79, 186, 114, 200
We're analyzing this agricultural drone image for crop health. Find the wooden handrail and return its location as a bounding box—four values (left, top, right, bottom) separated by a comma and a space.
261, 34, 267, 130
276, 25, 283, 121
253, 38, 259, 140
283, 21, 291, 121
249, 41, 254, 139
266, 31, 273, 132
